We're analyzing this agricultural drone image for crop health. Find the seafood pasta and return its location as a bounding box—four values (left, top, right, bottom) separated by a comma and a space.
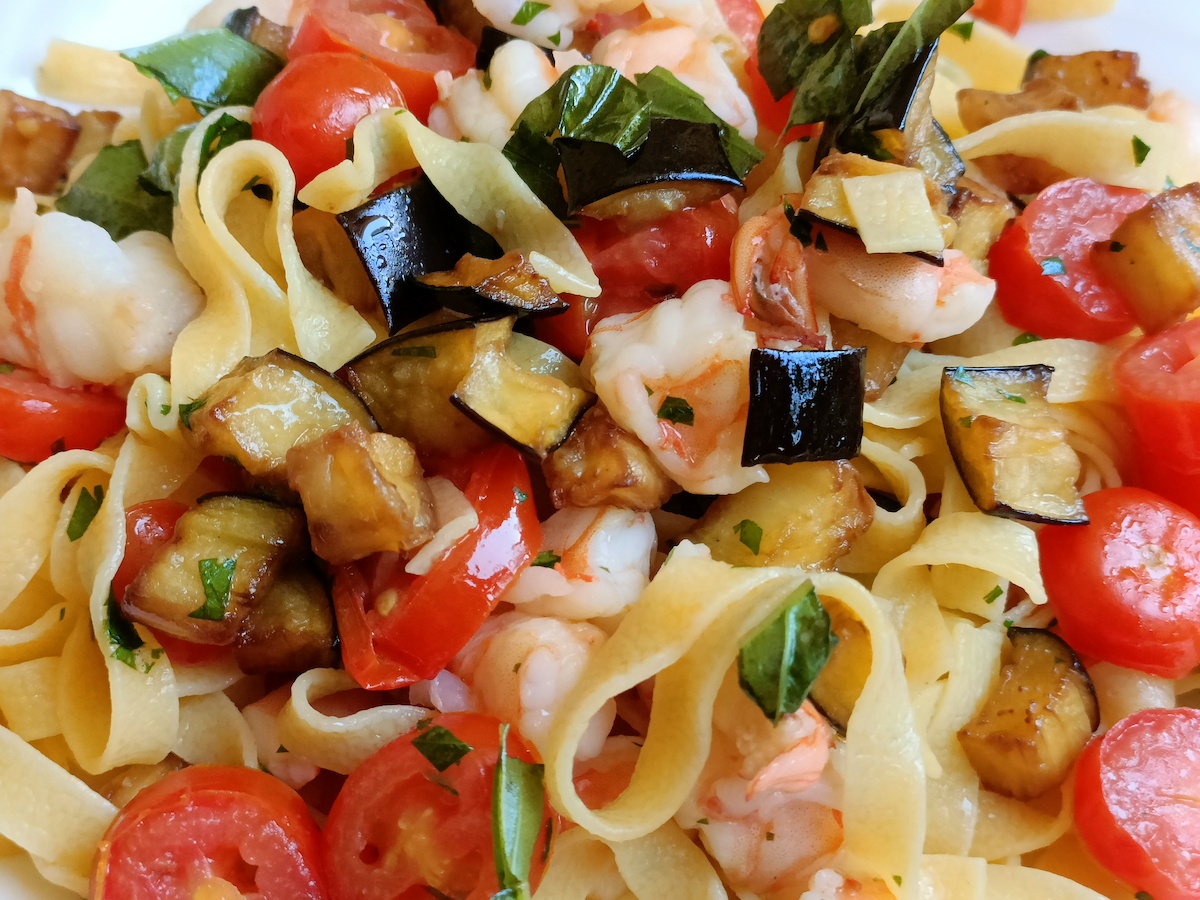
1, 0, 1199, 897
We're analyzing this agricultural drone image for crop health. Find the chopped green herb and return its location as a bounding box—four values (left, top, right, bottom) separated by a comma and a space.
657, 396, 695, 426
416, 717, 434, 731
1000, 391, 1028, 404
105, 587, 144, 669
893, 875, 903, 887
1132, 135, 1152, 166
159, 402, 173, 416
1003, 618, 1015, 629
512, 1, 550, 25
1012, 332, 1042, 345
532, 551, 562, 568
948, 21, 973, 40
413, 725, 474, 772
513, 487, 529, 503
984, 585, 1003, 604
189, 557, 236, 621
697, 817, 710, 825
959, 416, 973, 428
0, 362, 13, 374
142, 123, 195, 196
1109, 241, 1125, 253
1040, 256, 1066, 277
951, 366, 975, 386
482, 69, 493, 90
178, 398, 206, 429
57, 141, 173, 241
1028, 48, 1049, 65
733, 519, 763, 555
1166, 175, 1176, 189
391, 345, 438, 358
738, 581, 837, 723
201, 114, 252, 173
243, 175, 262, 192
548, 31, 562, 46
67, 485, 105, 542
492, 723, 546, 900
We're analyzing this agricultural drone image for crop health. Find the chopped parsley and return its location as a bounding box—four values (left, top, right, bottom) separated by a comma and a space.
532, 551, 562, 568
511, 1, 550, 25
513, 487, 529, 503
1003, 618, 1015, 629
0, 362, 14, 374
548, 31, 562, 46
66, 485, 105, 542
188, 557, 236, 621
1040, 256, 1066, 277
1000, 390, 1028, 404
983, 585, 1004, 604
893, 875, 904, 887
1028, 49, 1049, 65
959, 416, 973, 428
733, 519, 763, 556
105, 587, 144, 669
414, 725, 474, 772
1132, 135, 1152, 167
951, 365, 975, 386
948, 21, 973, 40
657, 396, 695, 426
178, 398, 206, 429
1012, 332, 1042, 345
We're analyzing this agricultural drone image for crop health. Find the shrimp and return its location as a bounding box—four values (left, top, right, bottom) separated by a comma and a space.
0, 189, 204, 387
585, 279, 766, 496
504, 506, 656, 620
801, 869, 897, 900
1149, 90, 1200, 184
591, 19, 757, 141
451, 611, 616, 760
804, 227, 995, 345
242, 687, 321, 791
675, 676, 844, 900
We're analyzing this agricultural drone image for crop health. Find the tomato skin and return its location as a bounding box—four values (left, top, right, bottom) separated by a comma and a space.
289, 0, 475, 122
333, 445, 540, 689
970, 0, 1026, 34
1074, 707, 1200, 899
324, 712, 552, 900
1038, 487, 1200, 679
534, 198, 739, 360
0, 370, 126, 464
91, 765, 329, 900
989, 178, 1148, 342
1114, 318, 1200, 517
252, 53, 404, 189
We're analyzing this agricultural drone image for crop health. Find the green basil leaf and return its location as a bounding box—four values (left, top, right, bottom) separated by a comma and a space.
121, 29, 283, 113
67, 485, 105, 543
142, 124, 196, 196
635, 67, 764, 178
105, 587, 144, 669
57, 142, 174, 241
512, 0, 550, 25
502, 119, 570, 218
657, 396, 694, 425
189, 557, 236, 621
492, 723, 545, 900
178, 398, 206, 429
756, 0, 872, 102
413, 725, 474, 772
738, 580, 837, 723
199, 112, 253, 174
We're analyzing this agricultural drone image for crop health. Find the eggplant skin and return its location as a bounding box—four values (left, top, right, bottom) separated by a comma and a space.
741, 348, 866, 467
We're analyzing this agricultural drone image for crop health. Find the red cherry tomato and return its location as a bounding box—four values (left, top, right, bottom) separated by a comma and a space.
289, 0, 475, 123
91, 765, 329, 899
0, 369, 126, 464
535, 198, 739, 359
324, 712, 553, 900
988, 178, 1149, 342
332, 445, 540, 689
970, 0, 1026, 34
1074, 707, 1200, 899
1038, 487, 1200, 679
252, 52, 404, 189
1114, 318, 1200, 517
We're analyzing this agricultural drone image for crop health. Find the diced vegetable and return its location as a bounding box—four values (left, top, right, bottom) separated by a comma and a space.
684, 461, 872, 568
828, 316, 910, 402
1093, 183, 1200, 333
222, 6, 293, 57
742, 348, 866, 466
808, 599, 872, 734
286, 422, 435, 565
55, 141, 174, 241
541, 405, 678, 510
122, 495, 306, 644
957, 79, 1081, 134
184, 349, 377, 481
233, 565, 337, 674
940, 365, 1087, 524
957, 628, 1099, 800
1023, 49, 1151, 110
0, 91, 80, 194
416, 251, 568, 318
947, 176, 1018, 268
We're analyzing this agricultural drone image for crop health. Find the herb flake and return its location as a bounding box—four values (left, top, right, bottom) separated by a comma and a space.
733, 519, 763, 555
178, 398, 206, 429
105, 588, 144, 669
948, 21, 973, 40
1132, 135, 1152, 166
67, 485, 105, 542
532, 551, 562, 568
1040, 256, 1066, 277
984, 585, 1003, 604
413, 726, 473, 772
189, 557, 236, 621
1012, 332, 1042, 345
512, 1, 550, 25
657, 396, 695, 426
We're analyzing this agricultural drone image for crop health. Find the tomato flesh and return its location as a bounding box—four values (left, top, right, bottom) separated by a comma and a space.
92, 766, 328, 899
970, 0, 1026, 34
0, 369, 126, 464
324, 712, 552, 900
1075, 707, 1200, 899
253, 52, 404, 189
1039, 487, 1200, 679
989, 178, 1148, 342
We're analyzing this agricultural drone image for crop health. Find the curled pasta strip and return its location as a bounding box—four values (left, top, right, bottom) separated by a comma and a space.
174, 693, 257, 768
840, 437, 929, 575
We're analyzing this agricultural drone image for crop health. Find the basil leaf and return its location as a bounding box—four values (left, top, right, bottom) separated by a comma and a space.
67, 485, 105, 542
636, 67, 764, 178
756, 0, 872, 102
121, 29, 283, 113
492, 723, 545, 900
57, 142, 174, 241
657, 396, 694, 425
503, 119, 571, 217
738, 580, 837, 723
199, 113, 253, 174
105, 587, 144, 669
142, 124, 196, 196
512, 0, 550, 25
785, 33, 862, 126
733, 518, 763, 555
413, 725, 474, 772
178, 398, 206, 429
189, 557, 236, 621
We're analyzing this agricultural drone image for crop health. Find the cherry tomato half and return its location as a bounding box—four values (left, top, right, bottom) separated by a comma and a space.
252, 52, 404, 190
1038, 487, 1200, 679
289, 0, 475, 122
91, 765, 328, 900
0, 369, 126, 464
323, 712, 553, 900
1075, 707, 1200, 899
970, 0, 1026, 34
988, 178, 1148, 342
332, 445, 540, 689
1114, 318, 1200, 517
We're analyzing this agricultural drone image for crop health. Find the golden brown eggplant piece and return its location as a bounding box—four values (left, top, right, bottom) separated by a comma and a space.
948, 177, 1019, 269
1023, 50, 1152, 110
808, 600, 873, 735
233, 565, 337, 674
828, 316, 910, 402
958, 628, 1099, 800
0, 91, 81, 194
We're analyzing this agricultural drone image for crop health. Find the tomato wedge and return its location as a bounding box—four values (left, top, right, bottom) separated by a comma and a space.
324, 713, 553, 900
289, 0, 475, 122
989, 178, 1149, 342
970, 0, 1026, 34
1038, 487, 1200, 679
0, 368, 126, 464
1114, 318, 1200, 517
332, 445, 540, 689
91, 765, 328, 899
1075, 707, 1200, 899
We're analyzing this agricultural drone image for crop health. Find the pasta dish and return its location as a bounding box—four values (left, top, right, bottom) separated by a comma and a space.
0, 0, 1198, 897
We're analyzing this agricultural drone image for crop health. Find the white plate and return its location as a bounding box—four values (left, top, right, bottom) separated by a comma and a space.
0, 1, 1198, 898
